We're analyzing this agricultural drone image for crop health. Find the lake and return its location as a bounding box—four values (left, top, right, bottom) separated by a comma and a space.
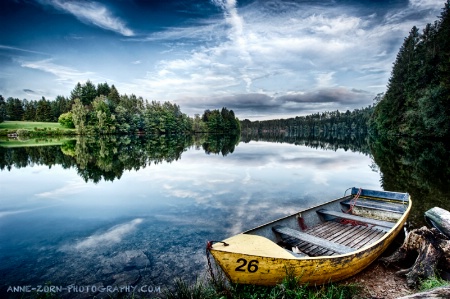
0, 134, 449, 297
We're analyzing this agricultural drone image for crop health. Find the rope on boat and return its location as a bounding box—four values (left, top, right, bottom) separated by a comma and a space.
206, 241, 228, 287
341, 187, 371, 226
342, 187, 362, 214
340, 218, 368, 226
297, 216, 308, 230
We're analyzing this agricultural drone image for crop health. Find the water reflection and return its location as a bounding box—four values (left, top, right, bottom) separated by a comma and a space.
0, 134, 240, 183
0, 134, 380, 296
3, 133, 449, 296
370, 137, 450, 227
242, 130, 372, 155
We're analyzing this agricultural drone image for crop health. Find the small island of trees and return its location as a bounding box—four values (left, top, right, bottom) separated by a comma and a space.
0, 81, 240, 136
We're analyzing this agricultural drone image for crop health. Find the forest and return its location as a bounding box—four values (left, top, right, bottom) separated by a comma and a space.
240, 105, 374, 138
370, 0, 450, 138
0, 81, 240, 136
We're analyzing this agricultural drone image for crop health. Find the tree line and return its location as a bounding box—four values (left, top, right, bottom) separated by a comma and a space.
0, 94, 71, 123
240, 105, 374, 137
0, 81, 241, 135
370, 0, 450, 138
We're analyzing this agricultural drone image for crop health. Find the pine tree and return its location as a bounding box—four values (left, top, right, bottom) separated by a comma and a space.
0, 95, 6, 122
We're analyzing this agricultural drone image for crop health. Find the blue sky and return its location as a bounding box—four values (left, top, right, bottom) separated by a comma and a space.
0, 0, 444, 120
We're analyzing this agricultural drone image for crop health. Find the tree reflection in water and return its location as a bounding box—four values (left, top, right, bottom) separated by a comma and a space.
0, 134, 240, 183
370, 137, 450, 227
1, 133, 449, 227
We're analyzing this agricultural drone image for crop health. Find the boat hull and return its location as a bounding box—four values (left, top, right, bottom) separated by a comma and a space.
210, 192, 411, 285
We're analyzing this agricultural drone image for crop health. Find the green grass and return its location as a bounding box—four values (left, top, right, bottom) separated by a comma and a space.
162, 267, 362, 299
0, 121, 69, 130
0, 121, 76, 139
419, 275, 450, 291
225, 272, 360, 299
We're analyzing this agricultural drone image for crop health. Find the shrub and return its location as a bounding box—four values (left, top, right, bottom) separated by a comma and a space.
58, 112, 75, 128
16, 129, 31, 137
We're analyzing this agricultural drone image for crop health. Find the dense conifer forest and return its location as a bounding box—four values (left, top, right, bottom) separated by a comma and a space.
240, 105, 374, 137
370, 1, 450, 138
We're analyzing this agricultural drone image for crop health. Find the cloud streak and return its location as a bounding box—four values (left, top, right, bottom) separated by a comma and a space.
42, 0, 134, 36
21, 59, 94, 83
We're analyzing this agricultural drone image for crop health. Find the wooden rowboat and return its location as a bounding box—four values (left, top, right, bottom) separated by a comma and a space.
207, 188, 411, 285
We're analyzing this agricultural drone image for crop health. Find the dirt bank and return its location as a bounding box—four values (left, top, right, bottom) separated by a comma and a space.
343, 260, 413, 299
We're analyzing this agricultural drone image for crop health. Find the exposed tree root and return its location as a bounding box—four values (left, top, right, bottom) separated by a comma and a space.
380, 226, 450, 288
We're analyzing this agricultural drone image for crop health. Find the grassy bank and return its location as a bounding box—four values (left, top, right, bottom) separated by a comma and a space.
0, 121, 76, 138
162, 273, 450, 299
162, 267, 362, 299
0, 121, 69, 130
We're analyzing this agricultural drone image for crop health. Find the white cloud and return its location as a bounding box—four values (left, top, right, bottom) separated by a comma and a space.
132, 2, 394, 113
315, 72, 336, 88
43, 0, 134, 36
0, 44, 49, 56
0, 209, 34, 218
409, 0, 443, 9
21, 59, 94, 83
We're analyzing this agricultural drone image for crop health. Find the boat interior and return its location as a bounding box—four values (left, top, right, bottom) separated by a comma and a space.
246, 190, 409, 258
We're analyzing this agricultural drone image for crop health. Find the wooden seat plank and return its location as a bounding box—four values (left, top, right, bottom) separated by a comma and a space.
273, 225, 354, 255
317, 209, 396, 229
341, 198, 406, 213
279, 222, 387, 256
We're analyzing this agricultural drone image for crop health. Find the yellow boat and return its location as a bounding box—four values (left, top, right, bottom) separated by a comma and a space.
207, 188, 411, 285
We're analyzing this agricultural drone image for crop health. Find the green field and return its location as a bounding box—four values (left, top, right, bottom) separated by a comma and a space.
0, 121, 76, 137
0, 121, 76, 147
0, 120, 73, 131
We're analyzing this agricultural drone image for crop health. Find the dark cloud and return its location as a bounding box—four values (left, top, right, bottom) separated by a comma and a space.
183, 87, 375, 119
276, 88, 371, 105
23, 89, 39, 95
185, 93, 278, 111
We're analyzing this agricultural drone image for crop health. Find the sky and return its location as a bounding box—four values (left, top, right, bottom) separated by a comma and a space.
0, 0, 445, 120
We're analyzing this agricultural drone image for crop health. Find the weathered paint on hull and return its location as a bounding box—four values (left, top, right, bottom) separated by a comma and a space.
210, 199, 411, 286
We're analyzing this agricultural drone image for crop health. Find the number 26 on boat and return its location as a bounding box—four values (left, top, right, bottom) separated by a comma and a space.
235, 258, 259, 273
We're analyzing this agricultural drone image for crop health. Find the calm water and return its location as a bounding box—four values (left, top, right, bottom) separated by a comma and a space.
1, 134, 449, 298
